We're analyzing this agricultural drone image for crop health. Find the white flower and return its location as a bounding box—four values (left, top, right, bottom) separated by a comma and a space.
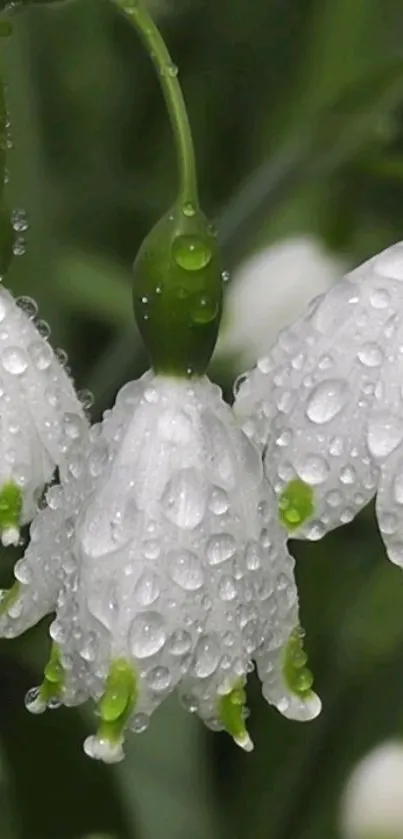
0, 372, 320, 762
216, 237, 346, 368
341, 740, 403, 839
234, 241, 403, 562
0, 286, 85, 545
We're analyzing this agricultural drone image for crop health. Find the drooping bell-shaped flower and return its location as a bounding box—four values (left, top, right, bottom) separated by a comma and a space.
234, 241, 403, 565
0, 371, 320, 761
341, 740, 403, 839
0, 285, 85, 545
217, 236, 346, 369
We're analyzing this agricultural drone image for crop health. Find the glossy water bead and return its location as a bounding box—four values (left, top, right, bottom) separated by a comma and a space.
0, 371, 320, 761
0, 285, 85, 543
234, 241, 403, 566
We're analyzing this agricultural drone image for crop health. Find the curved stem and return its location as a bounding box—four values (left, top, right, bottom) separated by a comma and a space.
116, 0, 199, 208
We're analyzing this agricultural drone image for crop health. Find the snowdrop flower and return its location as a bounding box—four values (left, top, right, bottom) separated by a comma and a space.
341, 740, 403, 839
0, 372, 320, 762
0, 285, 85, 546
234, 241, 403, 564
217, 237, 346, 368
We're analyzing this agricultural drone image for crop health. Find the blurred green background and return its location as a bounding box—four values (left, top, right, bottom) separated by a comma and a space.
1, 0, 403, 837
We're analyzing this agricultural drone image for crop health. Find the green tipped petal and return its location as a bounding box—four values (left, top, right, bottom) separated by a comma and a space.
133, 202, 222, 377
98, 658, 138, 744
219, 680, 253, 752
0, 480, 22, 545
0, 581, 20, 616
25, 644, 65, 715
40, 643, 65, 705
283, 627, 320, 717
279, 479, 314, 531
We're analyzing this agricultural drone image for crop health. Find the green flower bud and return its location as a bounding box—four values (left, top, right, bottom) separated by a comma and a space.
133, 202, 222, 376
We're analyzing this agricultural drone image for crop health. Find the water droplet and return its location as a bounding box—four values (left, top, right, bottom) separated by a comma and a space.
35, 319, 51, 339
131, 713, 149, 733
161, 468, 206, 529
218, 575, 237, 601
55, 347, 68, 366
163, 62, 178, 77
370, 288, 390, 309
326, 489, 342, 507
172, 235, 212, 271
367, 412, 403, 458
13, 236, 26, 257
339, 465, 356, 485
88, 443, 109, 477
129, 611, 166, 659
193, 634, 220, 678
62, 412, 84, 440
221, 270, 230, 283
357, 342, 384, 367
16, 295, 37, 318
1, 346, 28, 375
147, 665, 171, 692
182, 202, 196, 218
28, 340, 52, 370
168, 549, 204, 590
306, 379, 348, 424
192, 294, 218, 324
77, 388, 94, 410
208, 486, 229, 515
168, 628, 192, 655
24, 686, 46, 714
11, 209, 28, 233
295, 454, 330, 486
206, 533, 236, 565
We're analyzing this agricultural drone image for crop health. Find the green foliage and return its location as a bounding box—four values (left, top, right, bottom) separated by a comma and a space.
0, 0, 403, 837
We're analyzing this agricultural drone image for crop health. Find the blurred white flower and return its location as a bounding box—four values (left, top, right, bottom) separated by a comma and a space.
217, 236, 346, 368
234, 241, 403, 564
0, 371, 320, 762
341, 740, 403, 839
0, 286, 85, 546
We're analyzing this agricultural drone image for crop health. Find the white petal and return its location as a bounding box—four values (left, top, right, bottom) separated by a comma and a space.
0, 286, 86, 524
235, 244, 403, 538
254, 511, 320, 721
217, 237, 345, 368
341, 740, 403, 839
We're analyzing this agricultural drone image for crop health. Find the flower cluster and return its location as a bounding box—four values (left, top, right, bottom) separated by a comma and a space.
234, 241, 403, 566
1, 371, 320, 762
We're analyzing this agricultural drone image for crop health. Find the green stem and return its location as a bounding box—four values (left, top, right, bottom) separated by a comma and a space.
116, 0, 199, 209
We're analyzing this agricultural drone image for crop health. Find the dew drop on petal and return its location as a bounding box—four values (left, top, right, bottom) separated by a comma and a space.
193, 634, 220, 678
147, 665, 171, 692
357, 342, 384, 367
367, 412, 403, 459
1, 347, 28, 375
129, 611, 166, 659
28, 340, 52, 370
168, 629, 192, 656
161, 468, 206, 529
295, 454, 330, 486
168, 549, 204, 591
24, 686, 46, 714
370, 288, 391, 309
206, 533, 236, 565
208, 486, 229, 515
135, 571, 160, 606
306, 379, 348, 424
